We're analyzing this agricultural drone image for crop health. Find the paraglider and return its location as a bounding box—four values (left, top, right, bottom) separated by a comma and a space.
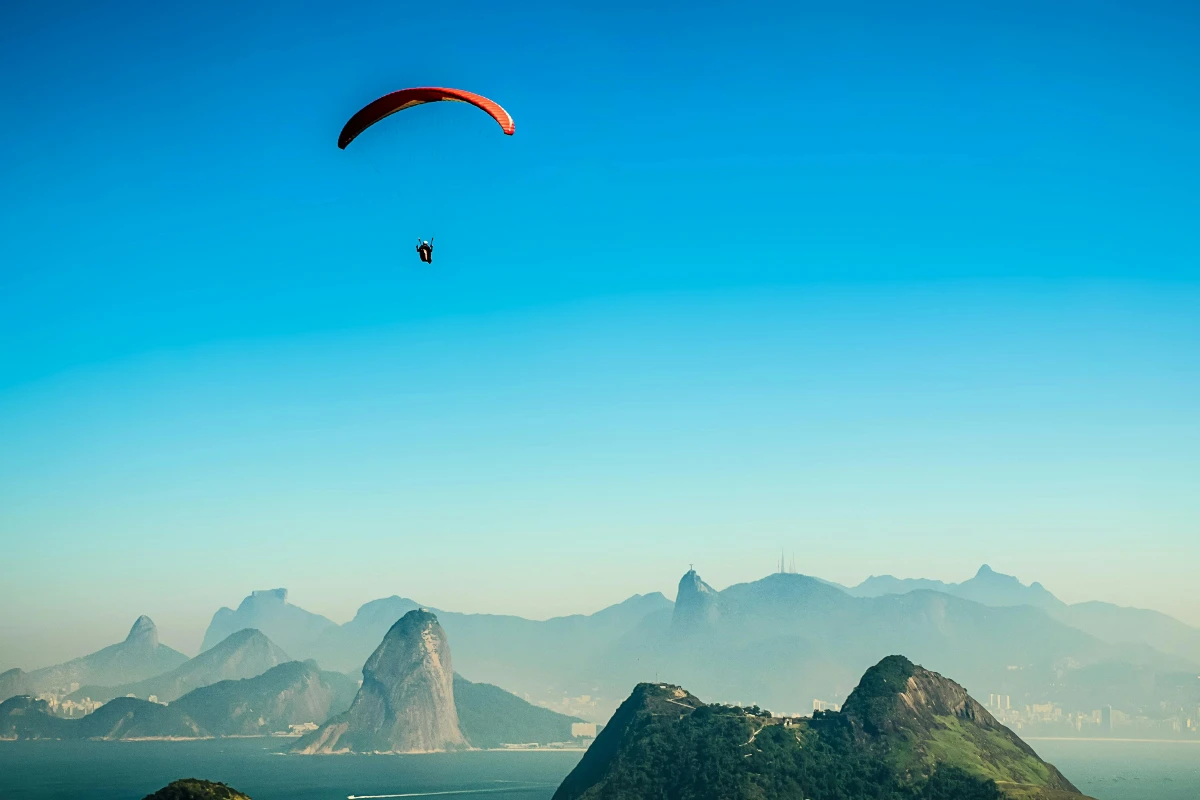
337, 87, 514, 150
416, 238, 433, 264
337, 87, 513, 266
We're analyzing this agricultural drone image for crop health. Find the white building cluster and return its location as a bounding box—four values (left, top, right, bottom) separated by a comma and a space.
35, 693, 104, 718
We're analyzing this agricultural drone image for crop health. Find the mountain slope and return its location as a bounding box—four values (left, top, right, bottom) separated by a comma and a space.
840, 655, 1078, 792
74, 697, 205, 739
195, 569, 1194, 726
0, 696, 73, 738
293, 610, 466, 754
312, 591, 674, 677
848, 566, 1200, 664
648, 571, 1125, 715
201, 589, 336, 656
172, 660, 357, 736
0, 694, 204, 740
453, 674, 585, 748
71, 629, 291, 703
1055, 601, 1200, 665
0, 617, 188, 702
851, 565, 1064, 613
552, 656, 1092, 800
205, 587, 672, 718
2, 662, 579, 746
1, 659, 353, 740
0, 669, 29, 703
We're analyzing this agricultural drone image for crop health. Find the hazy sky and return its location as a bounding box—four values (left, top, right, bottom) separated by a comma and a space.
2, 0, 1198, 670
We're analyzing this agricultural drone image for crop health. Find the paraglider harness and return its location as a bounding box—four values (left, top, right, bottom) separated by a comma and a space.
416, 238, 434, 264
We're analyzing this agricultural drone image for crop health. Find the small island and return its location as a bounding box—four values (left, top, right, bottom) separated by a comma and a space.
142, 779, 251, 800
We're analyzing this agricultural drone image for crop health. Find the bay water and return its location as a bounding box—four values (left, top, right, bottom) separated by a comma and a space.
1, 737, 1196, 799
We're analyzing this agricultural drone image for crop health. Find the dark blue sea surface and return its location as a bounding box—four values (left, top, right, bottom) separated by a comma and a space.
0, 739, 582, 800
2, 737, 1197, 800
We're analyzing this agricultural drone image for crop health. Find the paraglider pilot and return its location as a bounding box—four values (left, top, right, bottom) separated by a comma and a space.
416, 237, 433, 264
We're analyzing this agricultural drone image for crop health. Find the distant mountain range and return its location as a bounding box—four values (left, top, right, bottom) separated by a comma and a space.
2, 613, 583, 749
68, 628, 292, 703
844, 565, 1200, 664
201, 589, 336, 656
199, 588, 672, 715
5, 563, 1197, 727
0, 617, 187, 703
647, 569, 1198, 722
190, 566, 1200, 723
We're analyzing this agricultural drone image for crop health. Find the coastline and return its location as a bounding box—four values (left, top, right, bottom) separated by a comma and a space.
1026, 737, 1200, 744
0, 734, 301, 743
0, 737, 589, 752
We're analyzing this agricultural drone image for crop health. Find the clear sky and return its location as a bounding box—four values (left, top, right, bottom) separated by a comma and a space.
1, 0, 1198, 669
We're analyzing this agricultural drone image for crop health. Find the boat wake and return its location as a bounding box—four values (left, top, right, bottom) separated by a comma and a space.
348, 784, 553, 799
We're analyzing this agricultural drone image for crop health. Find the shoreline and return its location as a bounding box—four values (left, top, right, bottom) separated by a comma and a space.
1026, 737, 1200, 744
0, 737, 587, 752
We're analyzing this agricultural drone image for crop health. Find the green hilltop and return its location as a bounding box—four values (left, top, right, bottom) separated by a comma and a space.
142, 779, 251, 800
553, 655, 1092, 800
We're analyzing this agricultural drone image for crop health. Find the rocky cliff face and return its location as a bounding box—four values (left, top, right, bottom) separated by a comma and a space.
293, 610, 466, 754
841, 656, 1081, 796
173, 660, 356, 736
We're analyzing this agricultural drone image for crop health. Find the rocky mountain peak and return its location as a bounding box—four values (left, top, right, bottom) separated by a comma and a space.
672, 569, 719, 632
242, 588, 288, 608
126, 616, 159, 648
842, 655, 995, 735
292, 609, 465, 754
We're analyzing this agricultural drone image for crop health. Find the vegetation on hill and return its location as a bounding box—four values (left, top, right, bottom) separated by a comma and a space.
173, 660, 354, 735
142, 779, 251, 800
840, 656, 1079, 792
1, 660, 350, 740
553, 657, 1092, 800
453, 674, 584, 748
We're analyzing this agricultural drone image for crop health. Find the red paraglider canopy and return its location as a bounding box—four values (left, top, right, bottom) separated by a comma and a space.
338, 87, 515, 149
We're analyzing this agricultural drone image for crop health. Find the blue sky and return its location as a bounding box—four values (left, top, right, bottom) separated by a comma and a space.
1, 0, 1198, 667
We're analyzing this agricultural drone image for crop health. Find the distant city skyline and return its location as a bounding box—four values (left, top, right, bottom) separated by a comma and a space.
2, 1, 1198, 672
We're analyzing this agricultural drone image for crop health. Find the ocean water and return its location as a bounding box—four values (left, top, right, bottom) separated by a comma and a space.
1030, 740, 1200, 800
1, 738, 1197, 800
0, 739, 581, 800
